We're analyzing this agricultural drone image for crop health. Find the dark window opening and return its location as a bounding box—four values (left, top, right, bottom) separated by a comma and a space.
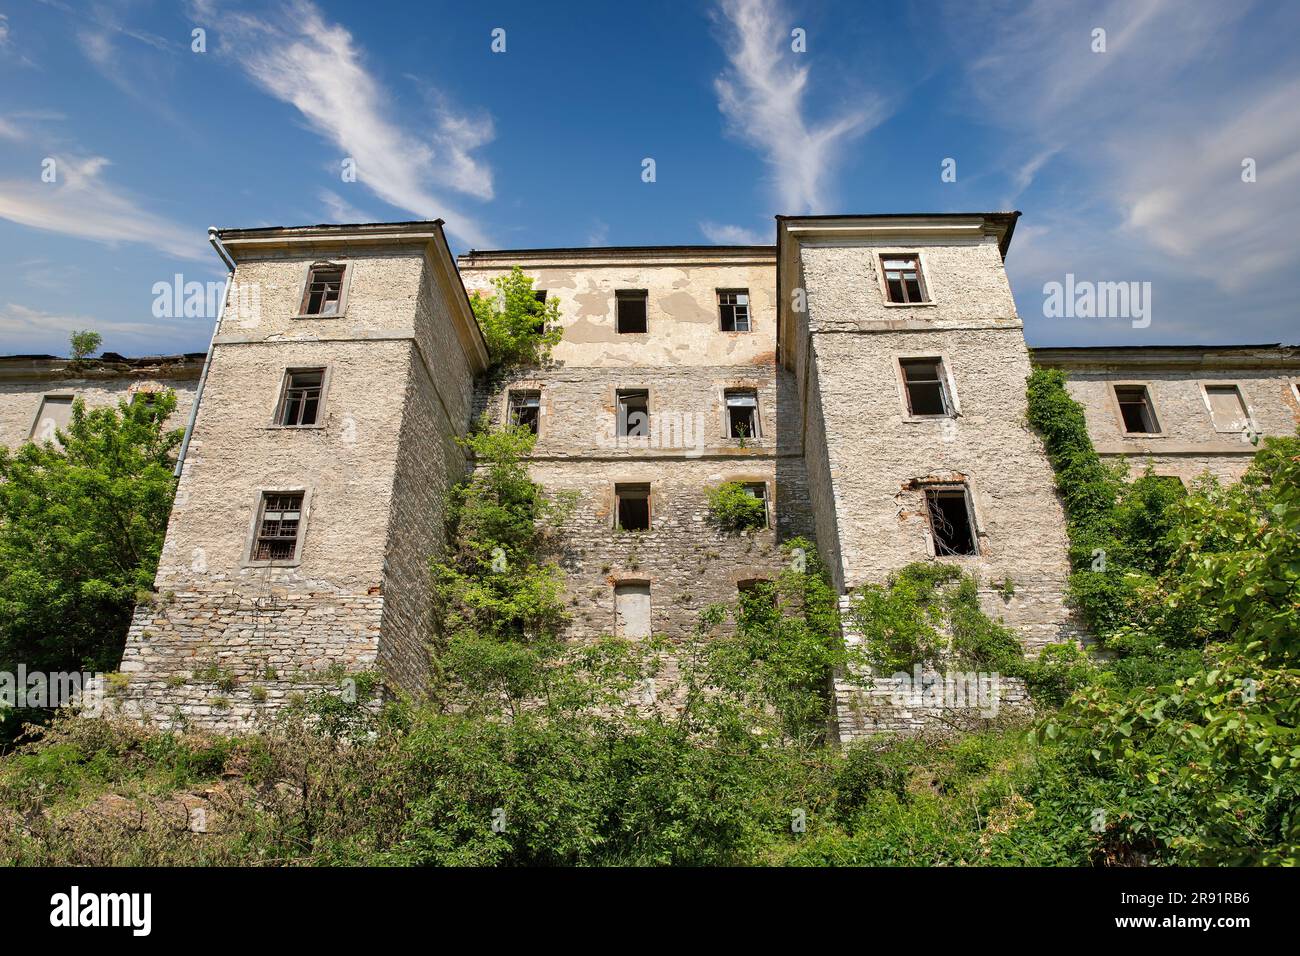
737, 578, 777, 613
926, 488, 977, 556
531, 290, 547, 334
509, 390, 540, 434
300, 264, 345, 316
882, 255, 926, 303
616, 483, 650, 531
617, 389, 649, 437
743, 482, 770, 528
279, 369, 324, 426
900, 359, 950, 416
616, 290, 647, 333
1115, 385, 1159, 433
718, 289, 751, 332
726, 390, 759, 439
253, 492, 304, 561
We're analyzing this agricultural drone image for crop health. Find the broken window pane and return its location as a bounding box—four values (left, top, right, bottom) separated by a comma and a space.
616, 290, 647, 333
1114, 385, 1159, 433
719, 289, 751, 332
882, 255, 926, 303
280, 369, 324, 426
509, 390, 541, 434
617, 389, 649, 437
925, 487, 977, 556
726, 390, 759, 439
615, 483, 650, 531
253, 492, 304, 561
301, 264, 345, 316
900, 359, 949, 416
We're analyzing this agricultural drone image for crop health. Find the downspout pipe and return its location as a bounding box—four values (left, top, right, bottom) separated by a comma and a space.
174, 227, 234, 478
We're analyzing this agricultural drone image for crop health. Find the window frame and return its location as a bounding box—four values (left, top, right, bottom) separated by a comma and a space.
876, 252, 932, 306
896, 355, 958, 419
613, 482, 652, 532
615, 289, 649, 334
613, 579, 652, 638
271, 367, 330, 429
1198, 381, 1254, 435
507, 389, 542, 435
1110, 383, 1163, 436
742, 480, 770, 529
922, 482, 982, 557
243, 488, 311, 568
717, 288, 752, 333
295, 261, 351, 319
616, 388, 651, 438
28, 392, 75, 442
723, 388, 762, 440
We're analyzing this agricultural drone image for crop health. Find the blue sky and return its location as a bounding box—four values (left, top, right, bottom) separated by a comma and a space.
1, 0, 1296, 356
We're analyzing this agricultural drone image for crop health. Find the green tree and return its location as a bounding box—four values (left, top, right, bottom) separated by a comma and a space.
468, 267, 563, 367
705, 481, 767, 532
0, 393, 182, 676
69, 330, 102, 364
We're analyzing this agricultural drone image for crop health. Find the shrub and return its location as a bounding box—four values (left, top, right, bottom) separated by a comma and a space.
706, 481, 767, 532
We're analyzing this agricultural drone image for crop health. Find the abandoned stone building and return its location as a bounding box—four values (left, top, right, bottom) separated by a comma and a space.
2, 213, 1297, 736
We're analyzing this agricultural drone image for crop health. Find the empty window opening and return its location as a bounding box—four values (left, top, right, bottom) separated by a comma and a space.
614, 582, 651, 638
925, 487, 977, 556
509, 390, 541, 434
900, 359, 950, 416
616, 290, 648, 333
30, 395, 73, 442
279, 369, 324, 426
615, 483, 651, 531
743, 482, 770, 528
300, 264, 345, 316
882, 255, 927, 303
1114, 385, 1160, 433
1205, 384, 1249, 431
617, 389, 650, 437
718, 289, 751, 332
531, 290, 548, 333
726, 390, 759, 439
253, 492, 305, 562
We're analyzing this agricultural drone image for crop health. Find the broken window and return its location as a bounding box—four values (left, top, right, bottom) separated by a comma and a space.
900, 358, 950, 416
615, 483, 651, 531
509, 390, 541, 434
617, 389, 650, 437
1114, 385, 1160, 433
925, 487, 978, 556
30, 395, 73, 442
531, 290, 548, 334
278, 369, 324, 426
882, 255, 927, 303
616, 290, 647, 333
743, 482, 770, 528
252, 492, 305, 562
300, 263, 345, 316
614, 581, 651, 638
718, 289, 751, 332
1204, 384, 1249, 432
725, 390, 760, 439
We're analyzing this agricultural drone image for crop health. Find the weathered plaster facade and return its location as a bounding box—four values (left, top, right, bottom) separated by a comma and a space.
3, 213, 1296, 738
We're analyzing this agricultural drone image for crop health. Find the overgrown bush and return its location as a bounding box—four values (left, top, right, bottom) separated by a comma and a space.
468, 266, 563, 368
706, 480, 768, 532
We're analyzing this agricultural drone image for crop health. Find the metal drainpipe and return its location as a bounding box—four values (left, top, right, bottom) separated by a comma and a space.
174, 227, 235, 478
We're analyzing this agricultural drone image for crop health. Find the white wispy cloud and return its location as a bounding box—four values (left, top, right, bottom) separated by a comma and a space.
318, 188, 375, 224
0, 302, 172, 354
712, 0, 887, 213
0, 155, 205, 260
700, 220, 769, 245
196, 0, 496, 246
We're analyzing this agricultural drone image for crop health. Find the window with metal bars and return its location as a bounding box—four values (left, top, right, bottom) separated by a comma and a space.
252, 492, 304, 561
718, 289, 751, 332
300, 264, 345, 316
278, 369, 324, 426
882, 255, 927, 303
